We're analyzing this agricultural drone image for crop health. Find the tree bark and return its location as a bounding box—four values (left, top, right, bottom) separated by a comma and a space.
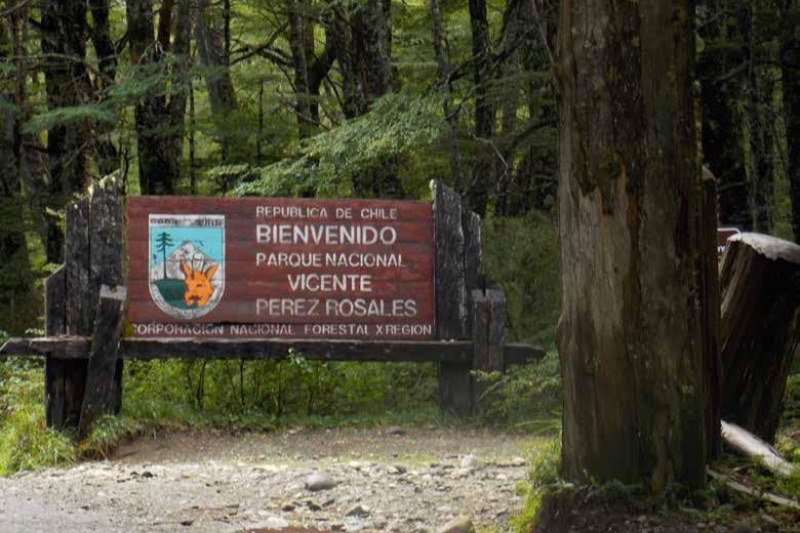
286, 1, 335, 139
466, 0, 494, 217
780, 0, 800, 242
430, 0, 465, 190
195, 0, 237, 160
0, 13, 37, 334
328, 0, 401, 198
556, 0, 712, 489
719, 233, 800, 444
88, 0, 119, 176
698, 2, 750, 229
126, 0, 190, 195
40, 0, 89, 262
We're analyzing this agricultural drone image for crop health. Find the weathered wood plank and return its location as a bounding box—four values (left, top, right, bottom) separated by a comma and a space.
463, 210, 483, 338
66, 200, 91, 335
61, 199, 91, 429
433, 182, 470, 417
1, 336, 472, 363
472, 290, 491, 372
503, 343, 547, 366
487, 285, 505, 373
44, 265, 67, 428
90, 182, 125, 417
80, 286, 126, 439
2, 336, 546, 366
433, 181, 467, 339
45, 265, 66, 337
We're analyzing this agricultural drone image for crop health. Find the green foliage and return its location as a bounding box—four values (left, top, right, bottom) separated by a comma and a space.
122, 357, 438, 422
482, 212, 559, 346
234, 93, 448, 198
511, 436, 562, 532
22, 105, 117, 135
783, 373, 800, 423
0, 360, 74, 475
475, 351, 561, 429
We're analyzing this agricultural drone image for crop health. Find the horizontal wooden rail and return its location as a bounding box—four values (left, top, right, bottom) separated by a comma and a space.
0, 336, 545, 365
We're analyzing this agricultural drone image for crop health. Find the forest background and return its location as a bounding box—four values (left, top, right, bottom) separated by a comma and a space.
0, 0, 798, 475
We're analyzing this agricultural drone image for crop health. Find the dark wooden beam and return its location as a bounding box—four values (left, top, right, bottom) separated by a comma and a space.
1, 336, 547, 366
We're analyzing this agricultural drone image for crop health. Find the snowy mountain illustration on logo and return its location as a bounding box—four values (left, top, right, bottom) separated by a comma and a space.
148, 214, 225, 319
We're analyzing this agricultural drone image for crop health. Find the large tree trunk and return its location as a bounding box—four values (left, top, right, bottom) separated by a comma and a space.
40, 0, 89, 262
781, 0, 800, 242
719, 233, 800, 444
126, 0, 190, 195
556, 0, 713, 489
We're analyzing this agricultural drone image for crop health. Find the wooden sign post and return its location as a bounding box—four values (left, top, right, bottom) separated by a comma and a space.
1, 181, 544, 430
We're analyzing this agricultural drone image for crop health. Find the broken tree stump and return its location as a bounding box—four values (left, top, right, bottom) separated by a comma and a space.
720, 233, 800, 443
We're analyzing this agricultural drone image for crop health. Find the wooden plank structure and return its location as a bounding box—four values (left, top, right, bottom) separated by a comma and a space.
1, 180, 544, 431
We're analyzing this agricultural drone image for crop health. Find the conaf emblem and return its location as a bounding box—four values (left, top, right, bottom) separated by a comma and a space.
148, 214, 225, 319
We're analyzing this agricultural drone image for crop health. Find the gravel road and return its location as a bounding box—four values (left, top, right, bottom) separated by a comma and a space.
0, 426, 541, 533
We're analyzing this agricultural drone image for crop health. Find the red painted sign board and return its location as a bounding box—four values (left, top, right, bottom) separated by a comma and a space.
126, 197, 435, 340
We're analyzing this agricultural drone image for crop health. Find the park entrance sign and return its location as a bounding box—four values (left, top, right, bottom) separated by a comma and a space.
127, 198, 435, 339
0, 181, 544, 434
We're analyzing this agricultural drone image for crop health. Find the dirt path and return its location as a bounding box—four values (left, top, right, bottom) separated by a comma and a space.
0, 427, 542, 533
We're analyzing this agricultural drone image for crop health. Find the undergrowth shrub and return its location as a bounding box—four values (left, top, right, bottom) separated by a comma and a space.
482, 212, 559, 346
479, 213, 562, 426
0, 358, 74, 475
475, 351, 562, 429
512, 436, 562, 532
122, 357, 438, 423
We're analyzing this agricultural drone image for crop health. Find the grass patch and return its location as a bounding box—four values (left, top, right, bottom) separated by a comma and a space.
0, 358, 75, 475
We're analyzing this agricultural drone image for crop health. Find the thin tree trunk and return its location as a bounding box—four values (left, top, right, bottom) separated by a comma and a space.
556, 0, 711, 489
40, 0, 89, 262
329, 1, 400, 198
781, 0, 800, 242
698, 3, 749, 229
467, 0, 494, 217
288, 0, 314, 138
195, 0, 237, 161
189, 80, 197, 195
430, 0, 465, 190
0, 11, 37, 334
256, 80, 264, 166
88, 0, 119, 175
126, 0, 190, 195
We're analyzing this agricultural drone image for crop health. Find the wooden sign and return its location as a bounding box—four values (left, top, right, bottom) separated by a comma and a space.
126, 197, 435, 339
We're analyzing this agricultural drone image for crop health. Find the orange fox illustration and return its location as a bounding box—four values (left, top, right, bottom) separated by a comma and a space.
180, 261, 218, 308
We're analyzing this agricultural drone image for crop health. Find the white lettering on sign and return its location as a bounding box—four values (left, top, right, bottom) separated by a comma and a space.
288, 273, 372, 292
256, 205, 329, 218
256, 224, 397, 245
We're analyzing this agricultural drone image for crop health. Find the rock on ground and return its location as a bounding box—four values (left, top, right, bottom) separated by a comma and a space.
0, 427, 535, 533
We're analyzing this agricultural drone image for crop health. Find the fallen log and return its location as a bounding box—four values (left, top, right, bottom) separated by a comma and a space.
721, 420, 798, 478
706, 468, 800, 510
719, 233, 800, 443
